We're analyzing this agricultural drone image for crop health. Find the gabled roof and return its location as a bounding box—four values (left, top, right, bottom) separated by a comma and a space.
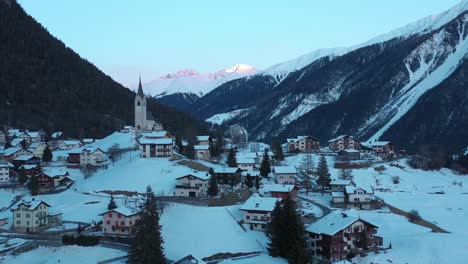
171, 255, 207, 264
13, 155, 36, 161
27, 131, 43, 138
52, 131, 63, 138
306, 211, 377, 236
213, 167, 242, 174
175, 173, 210, 181
328, 135, 359, 143
100, 207, 140, 217
82, 138, 95, 143
196, 135, 210, 141
240, 195, 281, 212
2, 147, 22, 156
19, 164, 39, 170
331, 192, 346, 198
345, 185, 374, 194
61, 140, 81, 145
42, 167, 69, 177
330, 179, 352, 186
237, 157, 255, 164
338, 148, 360, 153
142, 130, 170, 138
139, 138, 173, 145
12, 200, 50, 211
194, 145, 209, 150
272, 166, 297, 174
82, 146, 104, 154
260, 184, 296, 194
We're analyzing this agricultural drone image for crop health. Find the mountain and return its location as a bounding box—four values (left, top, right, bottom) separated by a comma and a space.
0, 0, 208, 139
192, 0, 468, 153
141, 64, 257, 111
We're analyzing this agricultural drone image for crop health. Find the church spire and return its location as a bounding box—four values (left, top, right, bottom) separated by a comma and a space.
137, 75, 144, 97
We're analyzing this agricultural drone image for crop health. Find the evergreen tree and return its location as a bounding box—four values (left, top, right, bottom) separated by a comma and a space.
298, 154, 314, 195
28, 175, 38, 195
214, 135, 224, 156
267, 200, 285, 257
129, 186, 165, 264
107, 194, 117, 210
175, 135, 183, 153
255, 176, 260, 190
207, 174, 218, 197
245, 174, 254, 188
260, 149, 271, 178
209, 140, 217, 158
42, 146, 53, 162
317, 155, 331, 195
20, 139, 28, 150
4, 140, 12, 149
272, 140, 285, 161
227, 148, 237, 167
184, 144, 195, 160
18, 166, 28, 185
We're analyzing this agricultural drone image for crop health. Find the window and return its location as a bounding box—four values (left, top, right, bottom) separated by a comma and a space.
16, 221, 20, 225
118, 214, 121, 218
26, 214, 30, 218
109, 213, 112, 218
26, 221, 29, 225
35, 220, 38, 224
121, 221, 124, 225
106, 221, 110, 225
246, 215, 250, 220
129, 221, 132, 225
16, 213, 20, 217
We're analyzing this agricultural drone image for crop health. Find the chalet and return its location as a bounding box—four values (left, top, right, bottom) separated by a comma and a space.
328, 135, 361, 152
58, 140, 81, 150
196, 135, 211, 145
12, 155, 41, 168
34, 170, 72, 193
213, 167, 242, 186
256, 151, 274, 164
194, 145, 210, 160
35, 172, 55, 192
0, 160, 11, 183
27, 142, 47, 159
239, 195, 281, 231
330, 179, 354, 192
19, 164, 41, 177
139, 138, 173, 158
140, 130, 172, 139
260, 184, 298, 200
272, 166, 297, 185
237, 157, 256, 172
27, 131, 45, 143
43, 168, 72, 187
331, 192, 346, 205
171, 255, 207, 264
2, 147, 32, 162
80, 147, 107, 166
100, 207, 141, 236
286, 136, 320, 153
0, 131, 5, 144
175, 173, 210, 197
345, 186, 375, 210
67, 149, 82, 168
11, 200, 51, 233
337, 149, 361, 161
81, 138, 95, 145
306, 211, 383, 262
369, 141, 395, 159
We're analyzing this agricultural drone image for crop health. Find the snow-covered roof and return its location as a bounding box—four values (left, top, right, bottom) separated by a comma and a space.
12, 200, 50, 211
43, 167, 69, 177
237, 157, 255, 164
306, 211, 361, 236
194, 145, 209, 150
273, 166, 297, 174
171, 255, 207, 264
196, 135, 210, 141
256, 151, 274, 156
330, 180, 352, 186
0, 160, 12, 168
176, 172, 210, 181
82, 138, 95, 143
61, 140, 81, 145
260, 184, 296, 194
339, 149, 360, 153
11, 138, 24, 145
52, 131, 63, 138
142, 130, 170, 138
238, 152, 258, 159
345, 185, 374, 194
240, 195, 281, 212
214, 167, 241, 174
139, 138, 173, 145
371, 141, 391, 147
82, 147, 104, 154
328, 135, 359, 143
100, 207, 140, 217
2, 147, 22, 156
19, 164, 38, 170
27, 131, 42, 138
13, 155, 36, 161
331, 192, 346, 198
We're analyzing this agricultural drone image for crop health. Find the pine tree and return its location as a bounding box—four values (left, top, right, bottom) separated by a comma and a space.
184, 144, 195, 160
227, 148, 237, 167
207, 173, 218, 197
267, 200, 284, 257
28, 175, 38, 195
129, 186, 165, 264
215, 135, 224, 156
175, 135, 183, 153
4, 140, 12, 149
298, 154, 314, 195
42, 146, 53, 162
209, 141, 217, 158
260, 148, 271, 178
18, 167, 28, 185
255, 176, 260, 190
108, 194, 117, 210
317, 155, 331, 195
272, 140, 285, 161
245, 174, 253, 188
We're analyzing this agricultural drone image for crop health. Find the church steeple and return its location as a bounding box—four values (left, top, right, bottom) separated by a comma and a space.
137, 75, 144, 97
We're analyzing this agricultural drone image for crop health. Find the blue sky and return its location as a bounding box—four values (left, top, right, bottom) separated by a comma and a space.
18, 0, 460, 86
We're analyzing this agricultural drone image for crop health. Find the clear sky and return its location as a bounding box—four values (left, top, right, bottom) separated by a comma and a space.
18, 0, 461, 86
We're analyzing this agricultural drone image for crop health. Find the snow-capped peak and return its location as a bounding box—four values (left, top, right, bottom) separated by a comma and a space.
160, 69, 200, 79
224, 64, 257, 74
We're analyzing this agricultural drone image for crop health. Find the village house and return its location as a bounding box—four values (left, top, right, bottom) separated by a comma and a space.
11, 200, 52, 233
369, 141, 395, 159
337, 149, 361, 161
330, 179, 355, 192
194, 145, 210, 160
331, 192, 346, 205
139, 138, 174, 158
80, 147, 107, 166
100, 207, 141, 236
237, 157, 256, 172
286, 136, 320, 153
27, 142, 47, 159
12, 155, 41, 168
306, 212, 383, 262
175, 173, 210, 197
196, 135, 211, 145
67, 149, 82, 168
35, 171, 73, 193
19, 164, 41, 177
213, 167, 242, 186
272, 166, 297, 185
7, 129, 21, 140
140, 130, 172, 139
17, 132, 32, 144
0, 131, 5, 144
0, 160, 12, 183
256, 151, 274, 164
345, 186, 375, 210
43, 168, 72, 187
58, 140, 82, 150
239, 195, 281, 231
2, 147, 32, 162
328, 135, 361, 152
260, 184, 298, 200
81, 138, 95, 145
27, 131, 46, 143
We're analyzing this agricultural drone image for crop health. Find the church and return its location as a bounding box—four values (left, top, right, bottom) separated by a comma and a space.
134, 77, 163, 131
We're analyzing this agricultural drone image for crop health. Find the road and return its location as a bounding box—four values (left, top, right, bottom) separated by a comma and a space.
297, 194, 333, 224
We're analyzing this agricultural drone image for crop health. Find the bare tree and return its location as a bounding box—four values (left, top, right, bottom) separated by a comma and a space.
298, 154, 315, 195
340, 168, 352, 180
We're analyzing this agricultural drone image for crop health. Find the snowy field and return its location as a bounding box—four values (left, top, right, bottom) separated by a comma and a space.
0, 245, 126, 264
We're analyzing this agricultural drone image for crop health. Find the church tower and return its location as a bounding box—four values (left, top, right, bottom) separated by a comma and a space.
134, 76, 147, 130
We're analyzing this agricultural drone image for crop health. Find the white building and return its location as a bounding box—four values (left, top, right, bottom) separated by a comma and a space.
139, 138, 173, 158
175, 173, 210, 197
80, 147, 107, 166
237, 157, 256, 172
345, 186, 375, 209
100, 208, 141, 236
0, 160, 12, 183
135, 77, 162, 131
272, 166, 297, 184
58, 140, 81, 150
196, 135, 211, 145
12, 200, 50, 233
239, 195, 281, 231
194, 145, 210, 160
27, 142, 47, 159
27, 131, 45, 143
